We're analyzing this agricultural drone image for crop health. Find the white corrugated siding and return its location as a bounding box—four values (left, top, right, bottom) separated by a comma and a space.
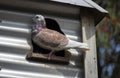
0, 10, 83, 78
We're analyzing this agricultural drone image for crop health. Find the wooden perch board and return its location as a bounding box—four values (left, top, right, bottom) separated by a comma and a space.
26, 51, 71, 64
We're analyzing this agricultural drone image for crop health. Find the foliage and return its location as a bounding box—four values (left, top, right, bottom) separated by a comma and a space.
93, 0, 120, 78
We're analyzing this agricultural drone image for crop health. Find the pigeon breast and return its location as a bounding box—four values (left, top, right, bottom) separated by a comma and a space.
32, 28, 69, 51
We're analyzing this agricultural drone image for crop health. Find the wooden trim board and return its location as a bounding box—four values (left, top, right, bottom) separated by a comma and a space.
81, 8, 98, 78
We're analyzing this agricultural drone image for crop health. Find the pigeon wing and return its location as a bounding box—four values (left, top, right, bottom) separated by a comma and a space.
33, 29, 68, 49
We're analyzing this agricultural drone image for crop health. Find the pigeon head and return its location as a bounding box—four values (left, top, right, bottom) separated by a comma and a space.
33, 15, 46, 27
32, 15, 46, 34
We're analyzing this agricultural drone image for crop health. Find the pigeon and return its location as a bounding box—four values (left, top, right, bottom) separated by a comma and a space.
32, 15, 89, 59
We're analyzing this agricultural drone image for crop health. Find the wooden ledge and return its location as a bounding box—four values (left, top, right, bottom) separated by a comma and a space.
26, 51, 71, 64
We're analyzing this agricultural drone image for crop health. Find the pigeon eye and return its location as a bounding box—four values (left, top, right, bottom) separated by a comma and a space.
35, 16, 39, 19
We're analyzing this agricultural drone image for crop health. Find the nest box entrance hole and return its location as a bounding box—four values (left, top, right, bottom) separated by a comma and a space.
27, 18, 71, 64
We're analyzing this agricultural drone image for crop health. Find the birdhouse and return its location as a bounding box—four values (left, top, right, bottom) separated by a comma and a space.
0, 0, 108, 78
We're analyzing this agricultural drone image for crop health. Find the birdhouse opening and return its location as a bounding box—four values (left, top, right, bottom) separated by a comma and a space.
27, 18, 71, 64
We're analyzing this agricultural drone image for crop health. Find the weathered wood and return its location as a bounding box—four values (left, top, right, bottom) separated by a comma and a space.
81, 8, 98, 78
26, 51, 71, 64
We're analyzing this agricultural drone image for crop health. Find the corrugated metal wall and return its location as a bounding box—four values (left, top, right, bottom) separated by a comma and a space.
0, 10, 84, 78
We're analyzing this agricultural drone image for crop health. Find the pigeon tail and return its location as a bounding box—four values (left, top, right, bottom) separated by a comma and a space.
65, 39, 89, 51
